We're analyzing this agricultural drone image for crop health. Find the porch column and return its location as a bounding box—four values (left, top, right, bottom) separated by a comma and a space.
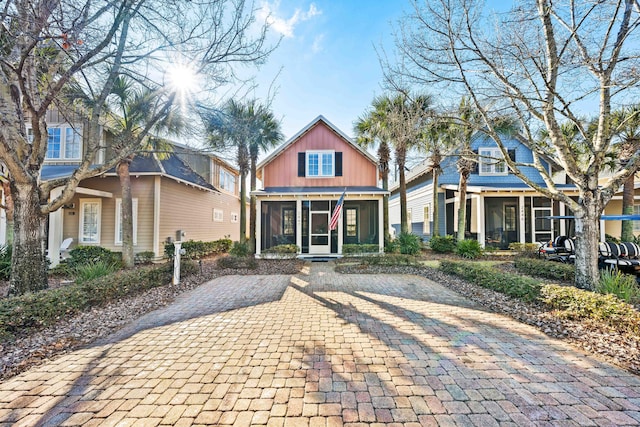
559, 202, 566, 236
378, 196, 384, 253
337, 196, 344, 255
519, 195, 526, 243
478, 196, 486, 248
153, 176, 161, 258
47, 187, 64, 268
296, 198, 302, 254
256, 198, 262, 256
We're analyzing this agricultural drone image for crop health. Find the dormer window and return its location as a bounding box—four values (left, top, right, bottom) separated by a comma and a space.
41, 126, 83, 160
307, 151, 334, 177
479, 147, 507, 176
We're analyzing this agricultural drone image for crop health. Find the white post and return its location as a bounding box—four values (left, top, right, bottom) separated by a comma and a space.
378, 196, 384, 253
296, 198, 302, 254
48, 187, 64, 267
256, 198, 262, 256
519, 195, 526, 244
173, 241, 182, 285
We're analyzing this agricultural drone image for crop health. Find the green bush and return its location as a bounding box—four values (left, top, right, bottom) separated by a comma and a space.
385, 239, 398, 253
135, 251, 155, 264
164, 238, 233, 259
541, 284, 640, 333
73, 260, 119, 284
456, 239, 483, 259
0, 244, 11, 280
514, 257, 575, 282
508, 242, 542, 258
429, 235, 457, 253
0, 263, 179, 340
597, 269, 640, 304
216, 255, 257, 270
362, 254, 421, 266
342, 244, 380, 255
66, 246, 121, 269
440, 260, 542, 302
397, 232, 421, 255
262, 244, 299, 258
229, 241, 251, 257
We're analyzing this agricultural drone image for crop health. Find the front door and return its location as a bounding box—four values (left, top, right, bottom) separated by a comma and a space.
309, 200, 331, 254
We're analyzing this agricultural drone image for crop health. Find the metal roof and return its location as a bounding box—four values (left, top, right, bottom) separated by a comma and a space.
253, 186, 387, 196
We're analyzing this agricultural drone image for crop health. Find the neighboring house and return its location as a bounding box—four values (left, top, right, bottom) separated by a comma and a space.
390, 132, 582, 248
253, 115, 387, 257
11, 110, 242, 267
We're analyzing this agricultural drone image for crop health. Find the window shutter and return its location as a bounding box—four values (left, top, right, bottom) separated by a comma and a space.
335, 152, 343, 176
472, 149, 479, 174
298, 152, 305, 177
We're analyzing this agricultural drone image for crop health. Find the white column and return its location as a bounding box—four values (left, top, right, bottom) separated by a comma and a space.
337, 196, 344, 255
296, 198, 302, 254
153, 176, 161, 258
378, 195, 384, 253
256, 198, 262, 256
559, 202, 566, 236
173, 242, 182, 285
478, 196, 485, 248
519, 195, 526, 243
47, 187, 64, 267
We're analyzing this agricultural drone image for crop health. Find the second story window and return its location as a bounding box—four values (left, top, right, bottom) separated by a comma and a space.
219, 168, 236, 193
44, 126, 83, 160
307, 151, 334, 177
479, 148, 507, 176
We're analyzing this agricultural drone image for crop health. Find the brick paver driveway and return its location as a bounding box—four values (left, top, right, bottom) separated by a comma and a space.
1, 262, 640, 426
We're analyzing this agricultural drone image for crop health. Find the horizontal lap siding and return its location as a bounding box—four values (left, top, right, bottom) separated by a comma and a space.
159, 178, 240, 243
263, 122, 377, 187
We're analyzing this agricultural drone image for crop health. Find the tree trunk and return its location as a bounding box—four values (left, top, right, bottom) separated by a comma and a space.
9, 182, 48, 295
620, 174, 635, 242
117, 160, 135, 268
573, 205, 602, 290
457, 171, 469, 241
399, 162, 408, 234
432, 168, 440, 237
249, 157, 257, 254
239, 168, 247, 244
382, 171, 389, 245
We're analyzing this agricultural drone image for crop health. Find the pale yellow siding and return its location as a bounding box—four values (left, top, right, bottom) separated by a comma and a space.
159, 178, 240, 244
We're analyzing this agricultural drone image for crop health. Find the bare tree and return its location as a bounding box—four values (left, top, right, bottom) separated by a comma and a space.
389, 0, 640, 289
0, 0, 271, 294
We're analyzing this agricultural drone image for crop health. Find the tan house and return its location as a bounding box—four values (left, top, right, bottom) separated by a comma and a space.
253, 115, 387, 257
30, 111, 242, 266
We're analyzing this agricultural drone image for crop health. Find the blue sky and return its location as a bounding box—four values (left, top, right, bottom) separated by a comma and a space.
250, 1, 407, 140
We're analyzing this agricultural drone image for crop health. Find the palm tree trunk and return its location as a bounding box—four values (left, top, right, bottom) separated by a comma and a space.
239, 168, 247, 244
382, 171, 389, 244
621, 174, 635, 242
117, 159, 135, 268
457, 171, 469, 241
9, 181, 48, 295
399, 160, 408, 234
249, 156, 257, 254
432, 168, 440, 237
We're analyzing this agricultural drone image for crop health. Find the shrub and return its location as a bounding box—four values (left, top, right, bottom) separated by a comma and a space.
216, 255, 257, 270
342, 244, 380, 255
429, 235, 456, 253
456, 239, 483, 259
0, 244, 11, 280
385, 239, 398, 253
0, 263, 177, 340
397, 232, 421, 255
135, 251, 155, 264
67, 246, 121, 269
541, 284, 640, 333
362, 254, 421, 266
514, 257, 575, 282
597, 269, 640, 304
229, 241, 251, 257
262, 244, 299, 259
440, 260, 542, 302
73, 260, 119, 284
605, 234, 620, 244
164, 237, 233, 259
509, 242, 542, 258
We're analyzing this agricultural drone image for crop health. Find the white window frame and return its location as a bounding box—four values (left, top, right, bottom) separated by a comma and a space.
231, 212, 239, 223
79, 198, 101, 244
306, 150, 335, 178
479, 148, 507, 176
423, 205, 431, 234
219, 168, 236, 193
213, 208, 224, 222
38, 125, 83, 160
115, 198, 138, 246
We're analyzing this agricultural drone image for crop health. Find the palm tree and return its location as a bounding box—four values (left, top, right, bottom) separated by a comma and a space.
611, 105, 640, 241
107, 77, 183, 267
247, 101, 283, 254
354, 96, 393, 244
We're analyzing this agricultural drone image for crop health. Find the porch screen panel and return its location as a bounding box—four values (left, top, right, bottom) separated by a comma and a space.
261, 201, 297, 250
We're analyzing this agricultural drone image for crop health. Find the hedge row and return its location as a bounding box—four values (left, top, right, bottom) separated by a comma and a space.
0, 261, 197, 340
514, 257, 575, 282
164, 238, 232, 259
342, 244, 380, 255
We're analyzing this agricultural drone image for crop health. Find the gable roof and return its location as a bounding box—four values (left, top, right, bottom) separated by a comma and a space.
257, 115, 379, 170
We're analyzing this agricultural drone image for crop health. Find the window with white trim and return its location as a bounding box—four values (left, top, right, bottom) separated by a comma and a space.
231, 212, 239, 223
346, 208, 358, 237
44, 126, 83, 160
306, 151, 334, 177
423, 205, 431, 234
213, 208, 223, 222
79, 199, 101, 244
479, 148, 507, 176
115, 198, 138, 245
219, 168, 236, 193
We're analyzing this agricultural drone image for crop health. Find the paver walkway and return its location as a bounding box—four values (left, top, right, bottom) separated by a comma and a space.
1, 262, 640, 426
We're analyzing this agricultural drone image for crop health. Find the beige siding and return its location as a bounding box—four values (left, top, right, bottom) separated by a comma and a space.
159, 178, 240, 243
